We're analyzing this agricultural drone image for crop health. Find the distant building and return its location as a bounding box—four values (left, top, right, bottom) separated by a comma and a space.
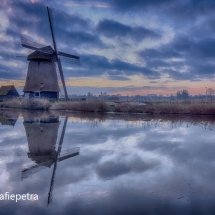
0, 85, 19, 101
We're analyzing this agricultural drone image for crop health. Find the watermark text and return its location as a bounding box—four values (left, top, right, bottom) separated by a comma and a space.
0, 192, 38, 202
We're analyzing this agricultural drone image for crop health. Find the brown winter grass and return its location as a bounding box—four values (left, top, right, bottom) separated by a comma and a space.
153, 101, 215, 115
114, 101, 215, 115
51, 100, 110, 112
21, 98, 51, 110
0, 98, 22, 108
0, 98, 51, 110
1, 98, 215, 115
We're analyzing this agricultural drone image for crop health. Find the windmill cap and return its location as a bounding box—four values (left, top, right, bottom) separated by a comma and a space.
27, 46, 55, 61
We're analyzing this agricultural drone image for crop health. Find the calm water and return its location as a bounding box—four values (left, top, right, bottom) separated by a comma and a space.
0, 109, 215, 215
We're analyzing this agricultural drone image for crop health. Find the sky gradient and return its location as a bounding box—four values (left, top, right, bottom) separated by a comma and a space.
0, 0, 215, 96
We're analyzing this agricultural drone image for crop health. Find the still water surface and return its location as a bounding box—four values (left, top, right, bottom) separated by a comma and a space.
0, 109, 215, 214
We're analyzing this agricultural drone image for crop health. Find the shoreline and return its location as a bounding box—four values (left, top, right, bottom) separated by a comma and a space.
1, 98, 215, 115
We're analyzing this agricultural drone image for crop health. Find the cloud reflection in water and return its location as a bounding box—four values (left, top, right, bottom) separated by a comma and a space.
0, 110, 215, 214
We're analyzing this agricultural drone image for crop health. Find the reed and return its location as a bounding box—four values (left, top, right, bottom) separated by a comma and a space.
0, 98, 21, 108
0, 98, 51, 110
21, 98, 51, 110
154, 101, 215, 115
1, 98, 215, 115
114, 101, 215, 115
51, 100, 110, 112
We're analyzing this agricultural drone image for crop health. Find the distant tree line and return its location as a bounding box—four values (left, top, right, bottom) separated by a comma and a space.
207, 88, 215, 100
176, 89, 189, 100
176, 88, 215, 100
66, 88, 215, 101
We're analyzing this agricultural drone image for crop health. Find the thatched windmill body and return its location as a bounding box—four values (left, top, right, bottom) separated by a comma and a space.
21, 7, 80, 100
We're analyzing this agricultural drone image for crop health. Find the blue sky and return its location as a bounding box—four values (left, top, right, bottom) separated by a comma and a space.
1, 0, 215, 95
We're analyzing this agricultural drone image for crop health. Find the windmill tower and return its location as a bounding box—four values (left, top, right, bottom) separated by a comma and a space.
22, 114, 80, 205
20, 7, 80, 100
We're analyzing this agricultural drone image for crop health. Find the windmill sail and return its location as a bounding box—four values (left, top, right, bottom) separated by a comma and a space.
20, 6, 80, 100
22, 162, 51, 180
58, 51, 80, 60
56, 57, 69, 100
21, 148, 80, 180
47, 7, 58, 54
60, 57, 80, 65
47, 116, 68, 205
46, 6, 69, 100
59, 51, 80, 65
58, 147, 79, 162
20, 36, 49, 51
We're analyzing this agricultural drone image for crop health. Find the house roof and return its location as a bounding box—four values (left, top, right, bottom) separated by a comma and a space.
0, 85, 14, 96
27, 46, 55, 61
0, 116, 17, 126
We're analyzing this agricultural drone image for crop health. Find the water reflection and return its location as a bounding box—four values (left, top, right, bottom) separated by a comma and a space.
0, 111, 215, 214
0, 110, 19, 126
21, 113, 80, 205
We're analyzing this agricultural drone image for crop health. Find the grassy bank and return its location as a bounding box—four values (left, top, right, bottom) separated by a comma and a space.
51, 100, 109, 112
1, 98, 215, 115
115, 101, 215, 115
152, 101, 215, 115
0, 98, 51, 110
0, 98, 109, 112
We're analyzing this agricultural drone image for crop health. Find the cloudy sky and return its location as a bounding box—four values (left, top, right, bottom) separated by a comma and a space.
1, 0, 215, 96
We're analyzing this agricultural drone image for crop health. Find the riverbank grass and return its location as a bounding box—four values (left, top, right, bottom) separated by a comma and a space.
1, 98, 215, 115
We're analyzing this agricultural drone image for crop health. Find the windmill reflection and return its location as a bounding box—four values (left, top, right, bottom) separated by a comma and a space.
22, 114, 80, 205
23, 115, 60, 166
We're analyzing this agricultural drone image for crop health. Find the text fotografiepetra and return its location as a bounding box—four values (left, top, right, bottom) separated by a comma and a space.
0, 192, 38, 202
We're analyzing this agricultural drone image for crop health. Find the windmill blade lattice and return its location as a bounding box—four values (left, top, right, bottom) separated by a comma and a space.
60, 56, 80, 65
20, 36, 49, 51
58, 51, 79, 60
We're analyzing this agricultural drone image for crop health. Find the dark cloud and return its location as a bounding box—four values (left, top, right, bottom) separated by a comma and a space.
110, 0, 172, 11
0, 1, 106, 80
96, 19, 161, 41
109, 0, 215, 26
57, 30, 106, 49
0, 67, 25, 80
165, 0, 215, 23
139, 48, 181, 60
163, 69, 192, 81
53, 9, 91, 31
7, 1, 104, 49
1, 0, 215, 87
138, 34, 215, 80
107, 75, 131, 81
66, 54, 160, 78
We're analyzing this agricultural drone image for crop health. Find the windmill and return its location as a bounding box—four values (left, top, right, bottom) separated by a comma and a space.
22, 115, 80, 205
20, 6, 80, 100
